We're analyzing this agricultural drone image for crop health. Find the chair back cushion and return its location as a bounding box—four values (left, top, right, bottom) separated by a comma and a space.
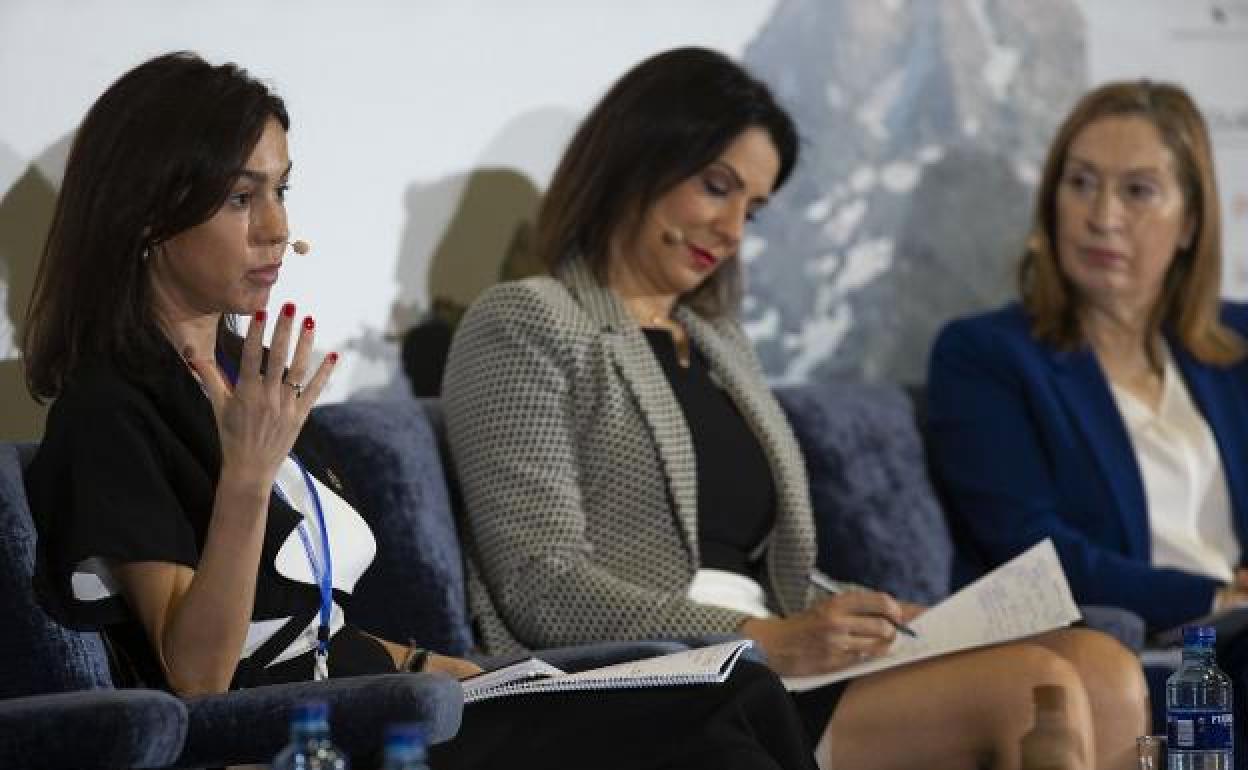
0, 442, 113, 697
775, 383, 954, 604
311, 400, 473, 654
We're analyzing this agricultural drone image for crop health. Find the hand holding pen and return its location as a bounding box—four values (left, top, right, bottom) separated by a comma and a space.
738, 582, 919, 677
810, 571, 919, 638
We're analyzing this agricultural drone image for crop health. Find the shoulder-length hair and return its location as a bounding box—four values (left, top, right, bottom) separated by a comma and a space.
536, 46, 798, 319
23, 51, 289, 401
1020, 79, 1242, 365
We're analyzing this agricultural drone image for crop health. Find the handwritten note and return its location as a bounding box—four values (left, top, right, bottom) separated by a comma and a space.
783, 539, 1080, 691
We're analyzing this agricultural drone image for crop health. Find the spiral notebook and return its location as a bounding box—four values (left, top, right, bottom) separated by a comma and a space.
461, 639, 753, 704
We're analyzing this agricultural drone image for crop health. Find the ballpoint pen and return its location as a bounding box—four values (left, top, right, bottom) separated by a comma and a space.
810, 571, 919, 638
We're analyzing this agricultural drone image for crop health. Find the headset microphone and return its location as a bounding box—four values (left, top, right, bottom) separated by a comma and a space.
289, 239, 311, 255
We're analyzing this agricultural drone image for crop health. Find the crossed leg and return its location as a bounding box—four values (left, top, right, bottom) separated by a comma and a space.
1030, 628, 1151, 770
818, 630, 1145, 770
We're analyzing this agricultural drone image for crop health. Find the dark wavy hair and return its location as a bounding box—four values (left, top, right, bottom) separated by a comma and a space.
23, 51, 289, 401
535, 47, 799, 318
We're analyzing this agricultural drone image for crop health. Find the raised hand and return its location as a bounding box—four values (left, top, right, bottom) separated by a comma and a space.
184, 302, 337, 490
740, 589, 905, 676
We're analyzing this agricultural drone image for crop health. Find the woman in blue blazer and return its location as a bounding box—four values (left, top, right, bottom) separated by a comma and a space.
928, 83, 1248, 641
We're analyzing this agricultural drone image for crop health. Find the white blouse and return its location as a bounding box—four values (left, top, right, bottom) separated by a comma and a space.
1109, 346, 1239, 585
686, 568, 774, 618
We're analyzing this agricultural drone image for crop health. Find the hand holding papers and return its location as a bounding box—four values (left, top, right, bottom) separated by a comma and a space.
783, 539, 1081, 691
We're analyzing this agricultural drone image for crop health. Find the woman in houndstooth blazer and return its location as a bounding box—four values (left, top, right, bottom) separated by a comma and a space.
445, 48, 1148, 769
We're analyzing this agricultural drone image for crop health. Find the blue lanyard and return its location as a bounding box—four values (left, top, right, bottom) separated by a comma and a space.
216, 351, 334, 663
273, 465, 334, 662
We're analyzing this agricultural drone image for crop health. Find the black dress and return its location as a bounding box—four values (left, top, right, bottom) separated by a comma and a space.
27, 340, 817, 770
644, 329, 849, 744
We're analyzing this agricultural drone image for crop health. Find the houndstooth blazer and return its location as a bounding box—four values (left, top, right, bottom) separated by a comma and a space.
442, 259, 819, 654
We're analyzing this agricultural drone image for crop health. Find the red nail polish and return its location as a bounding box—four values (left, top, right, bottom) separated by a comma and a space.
282, 302, 296, 318
254, 309, 267, 322
303, 316, 315, 331
327, 351, 339, 364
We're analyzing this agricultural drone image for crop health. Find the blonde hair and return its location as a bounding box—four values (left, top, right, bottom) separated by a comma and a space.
1019, 80, 1242, 365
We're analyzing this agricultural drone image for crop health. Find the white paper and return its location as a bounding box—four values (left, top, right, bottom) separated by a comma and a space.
461, 639, 753, 704
556, 639, 749, 683
783, 539, 1081, 691
461, 657, 566, 701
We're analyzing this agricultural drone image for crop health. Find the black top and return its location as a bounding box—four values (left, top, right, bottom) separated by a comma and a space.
25, 341, 394, 690
643, 329, 776, 574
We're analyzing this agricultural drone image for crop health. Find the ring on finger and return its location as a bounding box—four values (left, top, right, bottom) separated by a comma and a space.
286, 380, 305, 397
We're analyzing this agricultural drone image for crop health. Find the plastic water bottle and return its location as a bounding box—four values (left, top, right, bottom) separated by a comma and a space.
1167, 626, 1233, 770
272, 700, 349, 770
381, 723, 431, 770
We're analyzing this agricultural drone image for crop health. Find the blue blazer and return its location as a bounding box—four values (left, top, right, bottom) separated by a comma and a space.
926, 301, 1248, 631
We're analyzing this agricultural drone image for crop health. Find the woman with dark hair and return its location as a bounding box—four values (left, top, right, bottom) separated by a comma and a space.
927, 80, 1248, 753
445, 47, 1148, 770
23, 50, 826, 770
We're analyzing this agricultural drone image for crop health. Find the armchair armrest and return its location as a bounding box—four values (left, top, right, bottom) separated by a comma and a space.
177, 672, 463, 768
1078, 604, 1147, 653
0, 689, 187, 770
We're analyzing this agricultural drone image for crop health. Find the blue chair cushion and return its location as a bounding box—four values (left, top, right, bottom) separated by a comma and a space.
775, 383, 954, 605
180, 671, 463, 766
0, 688, 188, 770
311, 401, 473, 655
0, 443, 113, 697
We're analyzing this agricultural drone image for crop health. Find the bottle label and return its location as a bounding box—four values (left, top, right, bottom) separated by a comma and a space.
1167, 709, 1233, 751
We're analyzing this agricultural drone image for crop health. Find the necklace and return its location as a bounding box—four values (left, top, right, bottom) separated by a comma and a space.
643, 315, 690, 368
621, 299, 690, 367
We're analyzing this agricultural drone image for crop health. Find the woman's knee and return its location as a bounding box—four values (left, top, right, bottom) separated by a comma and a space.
1042, 629, 1150, 710
1044, 627, 1134, 664
1002, 641, 1087, 690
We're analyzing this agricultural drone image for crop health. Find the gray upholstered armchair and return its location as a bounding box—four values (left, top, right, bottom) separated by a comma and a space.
1, 442, 187, 769
0, 437, 461, 769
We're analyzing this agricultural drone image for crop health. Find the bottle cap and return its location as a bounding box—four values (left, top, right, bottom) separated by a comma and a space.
1033, 684, 1066, 711
292, 699, 329, 725
1183, 625, 1216, 647
385, 722, 428, 746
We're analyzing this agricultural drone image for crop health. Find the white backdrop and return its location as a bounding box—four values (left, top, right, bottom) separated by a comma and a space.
2, 0, 1246, 439
1083, 0, 1248, 297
